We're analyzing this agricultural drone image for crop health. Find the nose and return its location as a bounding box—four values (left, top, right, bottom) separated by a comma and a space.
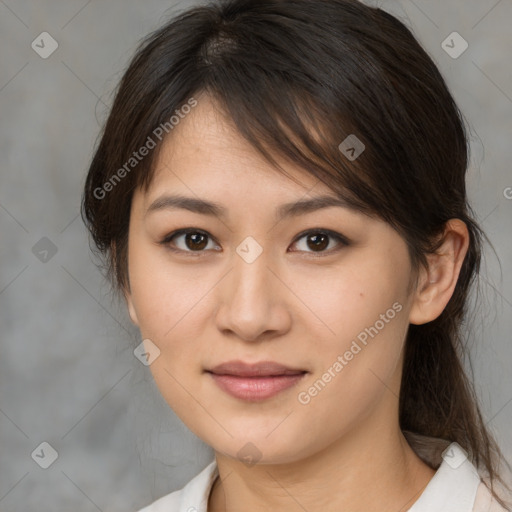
214, 242, 292, 343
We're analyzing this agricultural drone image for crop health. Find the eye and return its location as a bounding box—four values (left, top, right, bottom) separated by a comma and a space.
289, 229, 349, 255
159, 228, 349, 256
160, 229, 220, 255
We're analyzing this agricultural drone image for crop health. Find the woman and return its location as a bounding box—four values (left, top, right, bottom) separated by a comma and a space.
81, 0, 512, 510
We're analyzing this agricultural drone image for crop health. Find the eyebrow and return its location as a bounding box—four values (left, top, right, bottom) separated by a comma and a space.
145, 193, 360, 221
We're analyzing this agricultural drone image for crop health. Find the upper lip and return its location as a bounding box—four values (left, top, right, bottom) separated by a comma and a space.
207, 360, 307, 377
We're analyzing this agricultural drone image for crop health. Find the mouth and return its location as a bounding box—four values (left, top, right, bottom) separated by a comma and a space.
206, 360, 307, 377
205, 360, 308, 401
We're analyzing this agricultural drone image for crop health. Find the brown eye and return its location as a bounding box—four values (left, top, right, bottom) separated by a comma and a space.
162, 229, 219, 253
290, 230, 348, 254
183, 232, 208, 250
160, 228, 349, 256
306, 233, 329, 251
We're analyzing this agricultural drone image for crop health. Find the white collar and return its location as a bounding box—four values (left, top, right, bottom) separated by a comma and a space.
407, 441, 481, 512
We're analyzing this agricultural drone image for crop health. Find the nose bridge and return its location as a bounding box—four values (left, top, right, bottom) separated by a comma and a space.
230, 235, 274, 307
214, 235, 289, 340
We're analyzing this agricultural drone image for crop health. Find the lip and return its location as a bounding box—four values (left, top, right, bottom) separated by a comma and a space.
205, 360, 308, 401
207, 360, 307, 377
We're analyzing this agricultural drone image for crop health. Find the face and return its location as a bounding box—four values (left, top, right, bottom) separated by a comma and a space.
125, 95, 419, 464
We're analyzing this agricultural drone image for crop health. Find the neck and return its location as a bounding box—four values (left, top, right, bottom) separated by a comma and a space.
208, 415, 435, 512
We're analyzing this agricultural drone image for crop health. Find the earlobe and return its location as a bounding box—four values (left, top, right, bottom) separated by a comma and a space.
123, 285, 140, 327
123, 275, 139, 327
408, 219, 469, 325
113, 240, 139, 327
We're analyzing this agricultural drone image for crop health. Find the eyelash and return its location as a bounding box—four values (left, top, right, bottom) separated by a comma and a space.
159, 228, 350, 257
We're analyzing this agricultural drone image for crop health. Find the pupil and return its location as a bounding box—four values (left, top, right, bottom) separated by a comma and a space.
187, 232, 207, 250
308, 233, 328, 251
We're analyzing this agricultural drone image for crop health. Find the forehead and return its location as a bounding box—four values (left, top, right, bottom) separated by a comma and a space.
132, 95, 378, 228
143, 95, 321, 198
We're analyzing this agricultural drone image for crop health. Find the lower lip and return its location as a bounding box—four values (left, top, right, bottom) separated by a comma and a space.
208, 372, 307, 401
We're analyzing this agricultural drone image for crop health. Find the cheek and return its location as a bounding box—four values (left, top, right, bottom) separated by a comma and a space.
127, 243, 221, 402
127, 251, 208, 415
293, 277, 408, 444
293, 252, 409, 347
128, 241, 204, 338
292, 253, 410, 404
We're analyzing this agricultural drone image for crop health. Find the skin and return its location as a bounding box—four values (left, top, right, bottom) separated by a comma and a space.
124, 94, 469, 512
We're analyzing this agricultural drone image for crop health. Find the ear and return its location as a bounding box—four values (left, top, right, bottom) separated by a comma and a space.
112, 241, 140, 327
409, 219, 470, 325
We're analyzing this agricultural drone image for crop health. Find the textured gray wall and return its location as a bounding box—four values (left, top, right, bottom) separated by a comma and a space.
1, 1, 511, 510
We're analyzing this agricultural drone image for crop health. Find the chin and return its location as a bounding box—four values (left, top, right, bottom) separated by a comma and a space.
204, 426, 313, 466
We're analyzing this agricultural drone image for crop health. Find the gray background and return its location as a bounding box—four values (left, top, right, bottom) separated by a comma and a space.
0, 0, 511, 510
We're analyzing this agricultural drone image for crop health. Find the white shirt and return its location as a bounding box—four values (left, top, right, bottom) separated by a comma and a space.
137, 432, 509, 512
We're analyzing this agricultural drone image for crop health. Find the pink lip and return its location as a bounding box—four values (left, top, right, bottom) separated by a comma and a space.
208, 360, 306, 377
206, 360, 307, 401
208, 373, 306, 401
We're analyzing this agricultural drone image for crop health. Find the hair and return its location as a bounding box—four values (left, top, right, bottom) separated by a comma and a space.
81, 0, 511, 507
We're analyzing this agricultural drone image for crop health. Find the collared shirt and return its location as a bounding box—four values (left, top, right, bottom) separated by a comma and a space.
137, 432, 509, 511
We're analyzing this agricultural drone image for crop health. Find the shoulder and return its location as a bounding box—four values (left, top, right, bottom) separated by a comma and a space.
136, 460, 218, 512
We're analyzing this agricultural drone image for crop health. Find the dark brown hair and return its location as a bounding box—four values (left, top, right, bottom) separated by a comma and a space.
81, 0, 511, 506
